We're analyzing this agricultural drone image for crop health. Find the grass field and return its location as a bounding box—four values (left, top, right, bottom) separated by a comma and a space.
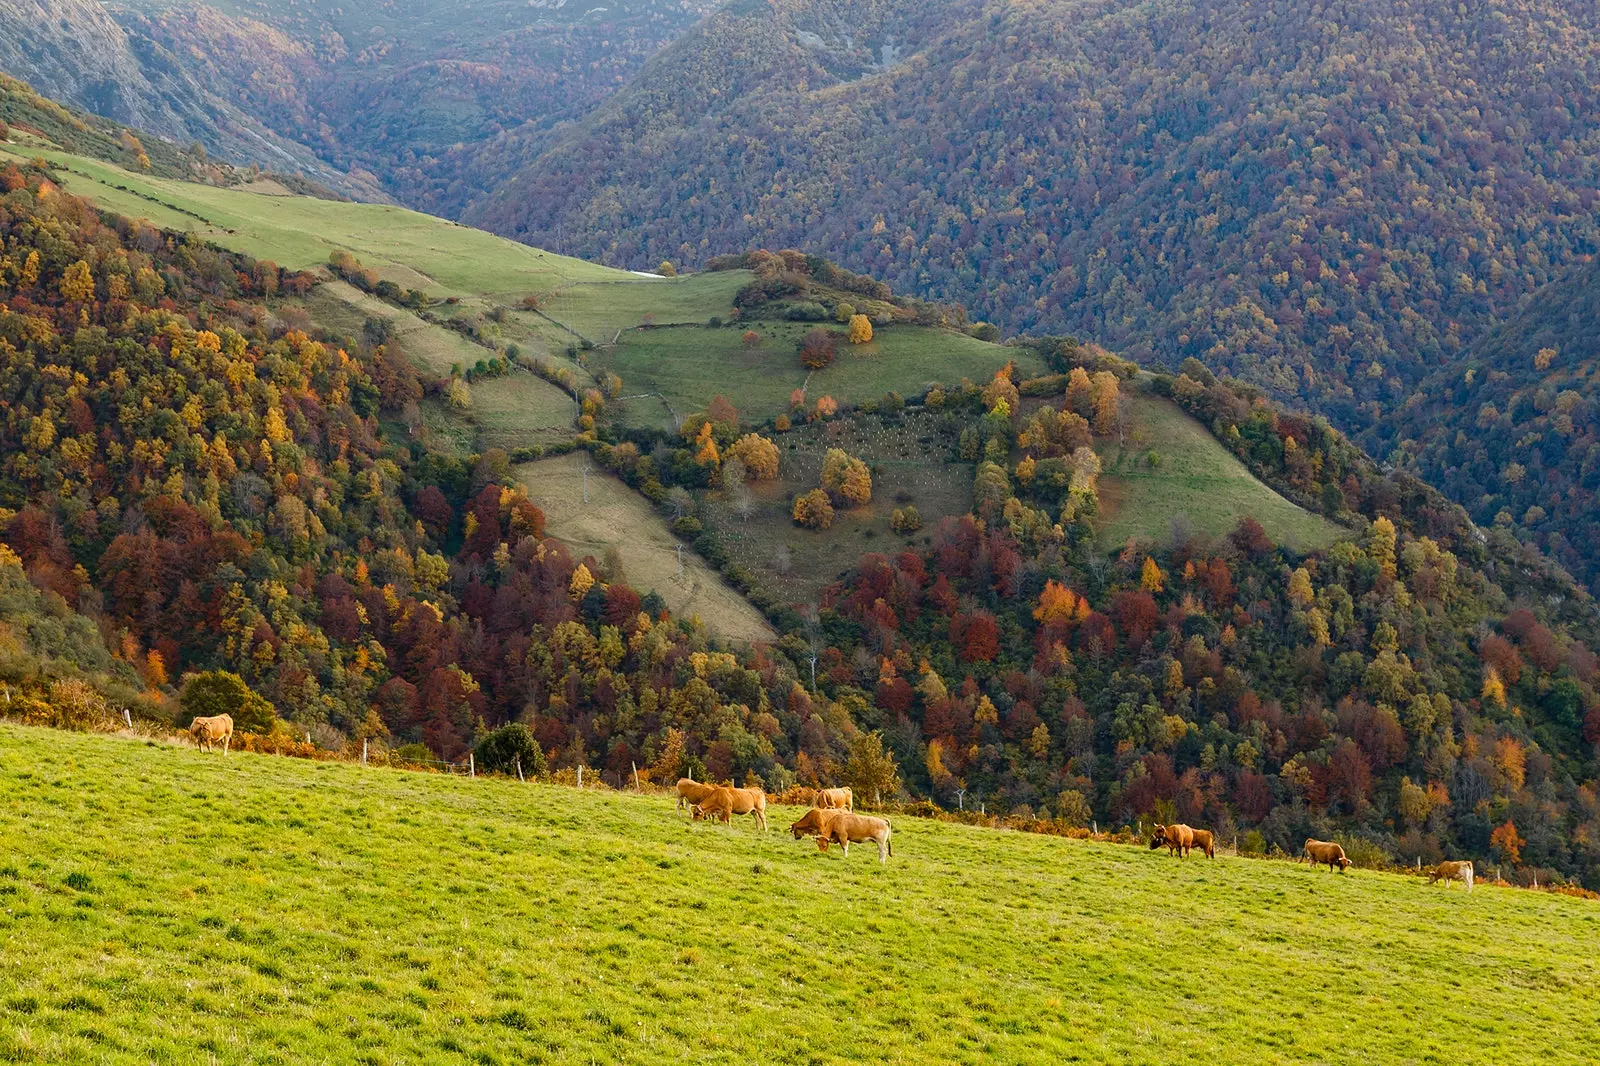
2, 147, 627, 296
2, 724, 1597, 1065
594, 321, 1034, 429
512, 454, 773, 643
702, 410, 973, 605
1094, 387, 1347, 553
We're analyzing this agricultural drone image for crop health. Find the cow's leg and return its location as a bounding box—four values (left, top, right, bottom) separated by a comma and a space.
878, 837, 888, 864
223, 733, 230, 756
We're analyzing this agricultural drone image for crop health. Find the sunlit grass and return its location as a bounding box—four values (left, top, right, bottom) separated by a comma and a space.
2, 725, 1595, 1064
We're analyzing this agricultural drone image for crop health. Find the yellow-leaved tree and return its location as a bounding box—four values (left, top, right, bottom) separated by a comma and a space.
847, 314, 874, 344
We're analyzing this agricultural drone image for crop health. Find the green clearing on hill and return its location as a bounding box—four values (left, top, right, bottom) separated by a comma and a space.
2, 725, 1596, 1065
512, 453, 773, 643
1095, 387, 1347, 553
2, 147, 626, 295
595, 320, 1034, 429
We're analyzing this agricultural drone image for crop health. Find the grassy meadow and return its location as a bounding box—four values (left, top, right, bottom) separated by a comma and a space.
512, 454, 773, 643
2, 147, 626, 296
2, 724, 1597, 1065
1095, 388, 1347, 552
594, 320, 1034, 429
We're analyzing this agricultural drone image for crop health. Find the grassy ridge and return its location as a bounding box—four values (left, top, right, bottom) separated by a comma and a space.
1095, 387, 1346, 552
2, 147, 626, 295
1, 725, 1595, 1065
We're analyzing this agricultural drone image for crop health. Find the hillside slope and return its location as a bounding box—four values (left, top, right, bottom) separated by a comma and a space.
467, 0, 1600, 427
2, 725, 1596, 1065
0, 0, 373, 196
1375, 257, 1600, 595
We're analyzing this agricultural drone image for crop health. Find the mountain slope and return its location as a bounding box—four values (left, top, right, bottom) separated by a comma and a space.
0, 0, 376, 196
466, 0, 1600, 427
1376, 256, 1600, 595
56, 0, 721, 216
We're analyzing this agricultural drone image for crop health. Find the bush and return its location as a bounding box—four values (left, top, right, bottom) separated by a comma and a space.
394, 742, 434, 766
671, 515, 703, 538
792, 489, 835, 529
474, 724, 546, 776
786, 301, 828, 322
179, 670, 276, 734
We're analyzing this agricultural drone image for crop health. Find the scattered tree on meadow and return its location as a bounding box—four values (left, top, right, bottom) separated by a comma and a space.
727, 434, 780, 480
848, 314, 874, 344
792, 489, 835, 529
799, 327, 837, 369
821, 448, 872, 506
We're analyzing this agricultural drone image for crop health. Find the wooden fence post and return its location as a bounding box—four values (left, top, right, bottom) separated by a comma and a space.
578, 765, 584, 789
123, 708, 132, 730
632, 761, 640, 791
1092, 820, 1097, 836
362, 738, 368, 767
516, 756, 524, 783
469, 752, 475, 778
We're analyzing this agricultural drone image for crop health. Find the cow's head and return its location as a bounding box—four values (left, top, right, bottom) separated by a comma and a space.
1336, 854, 1351, 871
1149, 825, 1167, 850
691, 805, 707, 822
790, 810, 824, 839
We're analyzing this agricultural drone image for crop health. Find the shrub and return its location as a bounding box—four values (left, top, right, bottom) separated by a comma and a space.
847, 314, 874, 344
890, 505, 922, 533
792, 489, 835, 529
798, 328, 836, 369
786, 301, 828, 322
474, 724, 547, 776
179, 670, 276, 734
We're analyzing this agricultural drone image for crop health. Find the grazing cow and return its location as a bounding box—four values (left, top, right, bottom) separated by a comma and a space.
1428, 860, 1474, 892
815, 786, 854, 811
676, 777, 719, 814
1149, 823, 1214, 858
691, 786, 768, 831
188, 714, 233, 755
1302, 839, 1351, 872
789, 808, 893, 864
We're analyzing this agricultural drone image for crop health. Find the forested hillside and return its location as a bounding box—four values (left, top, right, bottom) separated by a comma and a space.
0, 0, 374, 197
1374, 257, 1600, 596
11, 0, 718, 219
5, 90, 1600, 888
470, 0, 1600, 428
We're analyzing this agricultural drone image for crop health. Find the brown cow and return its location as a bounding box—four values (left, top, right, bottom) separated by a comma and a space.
789, 808, 892, 864
691, 786, 768, 831
815, 786, 854, 811
1149, 823, 1215, 858
676, 777, 719, 814
1302, 839, 1351, 872
188, 714, 233, 755
1428, 860, 1474, 892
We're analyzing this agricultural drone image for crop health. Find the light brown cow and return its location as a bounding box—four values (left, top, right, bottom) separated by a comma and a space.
1428, 860, 1474, 892
691, 785, 768, 831
1302, 839, 1351, 872
1150, 823, 1215, 859
789, 808, 893, 863
188, 714, 233, 755
676, 777, 719, 814
815, 786, 854, 811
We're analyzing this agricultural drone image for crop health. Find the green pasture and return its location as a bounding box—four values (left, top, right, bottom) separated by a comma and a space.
2, 725, 1594, 1065
1095, 388, 1347, 553
3, 147, 626, 295
594, 320, 1032, 428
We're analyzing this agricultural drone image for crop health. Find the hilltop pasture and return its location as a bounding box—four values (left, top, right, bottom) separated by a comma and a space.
0, 725, 1595, 1065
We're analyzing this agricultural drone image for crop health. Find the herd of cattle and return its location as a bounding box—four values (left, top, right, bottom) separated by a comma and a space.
676, 778, 894, 863
182, 729, 1473, 885
1151, 821, 1476, 889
